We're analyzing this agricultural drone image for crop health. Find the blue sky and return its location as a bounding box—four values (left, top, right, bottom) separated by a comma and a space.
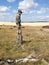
0, 0, 49, 22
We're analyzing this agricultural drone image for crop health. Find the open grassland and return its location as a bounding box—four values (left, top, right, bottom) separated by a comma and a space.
0, 25, 49, 65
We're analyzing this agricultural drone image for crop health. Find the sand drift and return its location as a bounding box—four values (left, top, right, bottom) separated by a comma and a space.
0, 22, 49, 26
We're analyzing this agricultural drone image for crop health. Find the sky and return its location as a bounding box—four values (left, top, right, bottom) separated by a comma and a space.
0, 0, 49, 22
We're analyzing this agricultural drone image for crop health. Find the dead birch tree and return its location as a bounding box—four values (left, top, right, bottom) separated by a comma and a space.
16, 9, 23, 45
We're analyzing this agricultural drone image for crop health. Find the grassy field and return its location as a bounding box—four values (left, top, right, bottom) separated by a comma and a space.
0, 25, 49, 65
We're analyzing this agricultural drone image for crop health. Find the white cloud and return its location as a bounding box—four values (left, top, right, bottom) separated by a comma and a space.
27, 16, 49, 21
7, 0, 15, 2
29, 7, 49, 15
0, 7, 16, 22
29, 10, 36, 14
12, 10, 17, 13
34, 16, 49, 21
0, 12, 10, 16
37, 8, 49, 14
0, 12, 11, 22
0, 6, 9, 12
18, 0, 38, 10
40, 16, 49, 20
0, 6, 10, 22
0, 9, 16, 22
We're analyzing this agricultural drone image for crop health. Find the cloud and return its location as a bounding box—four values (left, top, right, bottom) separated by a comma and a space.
0, 12, 10, 16
7, 0, 15, 2
0, 6, 11, 22
0, 9, 16, 22
29, 10, 36, 14
40, 16, 49, 20
29, 8, 49, 15
33, 16, 49, 21
0, 6, 17, 22
0, 6, 10, 12
37, 8, 49, 14
18, 0, 38, 10
12, 10, 17, 13
0, 12, 11, 22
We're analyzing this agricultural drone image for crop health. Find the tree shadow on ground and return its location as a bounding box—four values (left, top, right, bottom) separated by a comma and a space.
42, 25, 49, 29
22, 40, 31, 44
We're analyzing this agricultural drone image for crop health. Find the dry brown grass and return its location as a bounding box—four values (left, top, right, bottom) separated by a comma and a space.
0, 25, 49, 65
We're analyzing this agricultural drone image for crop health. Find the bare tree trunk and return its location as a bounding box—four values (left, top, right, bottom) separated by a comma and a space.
17, 24, 23, 45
